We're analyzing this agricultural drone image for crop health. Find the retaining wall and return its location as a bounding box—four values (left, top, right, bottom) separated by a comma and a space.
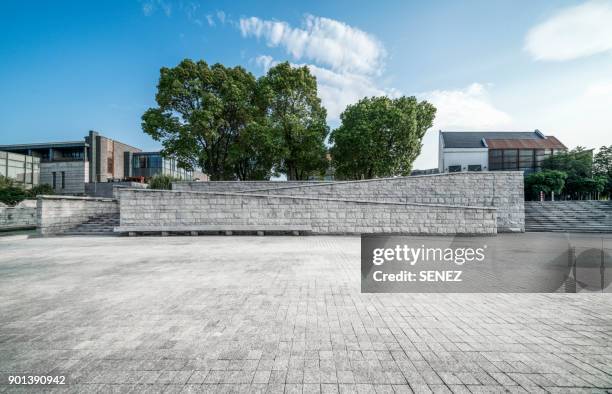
37, 195, 119, 235
117, 189, 497, 235
0, 200, 37, 231
174, 172, 524, 232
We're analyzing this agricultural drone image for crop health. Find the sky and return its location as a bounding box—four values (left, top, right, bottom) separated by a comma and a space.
0, 0, 611, 169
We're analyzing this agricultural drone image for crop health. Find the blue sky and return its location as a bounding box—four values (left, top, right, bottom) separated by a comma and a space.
1, 0, 611, 169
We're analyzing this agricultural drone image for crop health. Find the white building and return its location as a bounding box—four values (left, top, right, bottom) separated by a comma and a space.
438, 130, 566, 174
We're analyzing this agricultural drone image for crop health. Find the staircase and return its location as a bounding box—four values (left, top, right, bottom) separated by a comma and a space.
63, 212, 120, 235
525, 201, 612, 233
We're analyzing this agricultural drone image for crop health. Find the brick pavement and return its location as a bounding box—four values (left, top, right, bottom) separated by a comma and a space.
0, 235, 611, 393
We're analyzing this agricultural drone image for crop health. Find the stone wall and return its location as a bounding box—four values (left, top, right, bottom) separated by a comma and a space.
37, 195, 118, 235
173, 181, 325, 193
0, 200, 37, 231
84, 182, 148, 198
40, 161, 88, 195
174, 172, 524, 232
117, 189, 497, 235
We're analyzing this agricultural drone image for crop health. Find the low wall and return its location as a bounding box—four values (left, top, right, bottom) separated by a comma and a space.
117, 189, 497, 235
37, 195, 119, 235
84, 182, 148, 198
173, 180, 325, 193
0, 200, 37, 231
174, 172, 524, 232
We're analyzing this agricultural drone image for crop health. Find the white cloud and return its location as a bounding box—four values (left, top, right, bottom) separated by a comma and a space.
239, 15, 386, 75
206, 14, 215, 26
422, 83, 513, 130
412, 83, 514, 170
217, 11, 226, 24
306, 65, 399, 121
254, 55, 276, 71
525, 1, 612, 61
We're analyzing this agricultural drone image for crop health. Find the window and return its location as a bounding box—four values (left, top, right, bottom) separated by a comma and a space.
448, 165, 462, 172
489, 150, 503, 170
502, 149, 518, 170
467, 165, 482, 171
52, 172, 56, 188
519, 150, 534, 170
61, 171, 65, 189
107, 157, 114, 174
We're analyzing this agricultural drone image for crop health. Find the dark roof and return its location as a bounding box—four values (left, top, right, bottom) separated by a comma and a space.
485, 136, 566, 150
0, 141, 88, 151
440, 130, 557, 148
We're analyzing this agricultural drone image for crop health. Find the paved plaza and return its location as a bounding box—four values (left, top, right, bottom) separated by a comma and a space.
0, 234, 611, 393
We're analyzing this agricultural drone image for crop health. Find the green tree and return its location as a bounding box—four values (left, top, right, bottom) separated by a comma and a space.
27, 184, 54, 198
524, 170, 567, 200
594, 145, 612, 198
0, 176, 28, 206
258, 62, 329, 180
542, 147, 602, 199
148, 174, 177, 190
329, 96, 436, 179
142, 59, 272, 180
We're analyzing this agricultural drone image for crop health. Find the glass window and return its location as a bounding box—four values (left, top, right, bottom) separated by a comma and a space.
467, 165, 482, 171
448, 165, 462, 172
489, 150, 503, 170
61, 171, 65, 189
502, 149, 518, 170
52, 172, 56, 188
519, 150, 534, 170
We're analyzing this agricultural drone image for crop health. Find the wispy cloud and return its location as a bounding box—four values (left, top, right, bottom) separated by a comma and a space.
240, 15, 386, 75
140, 0, 172, 17
525, 1, 612, 61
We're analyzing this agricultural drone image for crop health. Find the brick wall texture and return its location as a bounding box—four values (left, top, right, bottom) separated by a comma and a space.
173, 172, 525, 232
117, 189, 497, 235
37, 196, 118, 235
0, 200, 37, 230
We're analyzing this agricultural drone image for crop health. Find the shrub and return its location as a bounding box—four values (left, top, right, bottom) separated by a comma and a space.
27, 184, 54, 198
148, 174, 178, 190
0, 185, 28, 206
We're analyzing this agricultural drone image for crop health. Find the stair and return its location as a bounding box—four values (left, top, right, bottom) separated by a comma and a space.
63, 212, 120, 236
525, 200, 612, 233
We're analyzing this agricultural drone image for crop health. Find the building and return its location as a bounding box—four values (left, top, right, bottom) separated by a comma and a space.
0, 131, 197, 195
125, 151, 193, 180
438, 130, 566, 174
0, 151, 40, 188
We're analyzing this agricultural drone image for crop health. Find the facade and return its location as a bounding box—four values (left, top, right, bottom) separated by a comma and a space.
124, 151, 194, 180
438, 130, 566, 174
0, 131, 142, 194
0, 150, 40, 188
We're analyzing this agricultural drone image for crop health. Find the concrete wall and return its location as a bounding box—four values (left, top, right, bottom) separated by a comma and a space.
0, 200, 37, 230
40, 161, 88, 195
173, 181, 324, 193
37, 195, 118, 235
174, 172, 524, 232
84, 182, 148, 198
117, 189, 497, 235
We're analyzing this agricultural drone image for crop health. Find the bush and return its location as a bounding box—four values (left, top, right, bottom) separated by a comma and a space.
0, 185, 28, 206
28, 184, 55, 198
524, 170, 567, 200
148, 174, 178, 190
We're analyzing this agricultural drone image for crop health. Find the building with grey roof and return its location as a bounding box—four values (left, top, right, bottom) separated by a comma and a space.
438, 130, 567, 174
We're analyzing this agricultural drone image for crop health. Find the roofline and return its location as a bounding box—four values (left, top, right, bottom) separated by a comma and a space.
0, 141, 89, 149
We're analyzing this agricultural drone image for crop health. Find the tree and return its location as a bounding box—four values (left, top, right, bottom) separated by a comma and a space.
542, 147, 602, 199
258, 62, 329, 180
329, 96, 436, 179
148, 174, 177, 190
142, 59, 273, 180
594, 145, 612, 198
524, 170, 567, 200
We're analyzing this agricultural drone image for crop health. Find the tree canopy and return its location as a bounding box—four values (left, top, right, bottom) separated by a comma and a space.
142, 59, 331, 181
258, 62, 329, 180
524, 170, 567, 200
542, 147, 605, 199
329, 96, 436, 180
594, 145, 612, 198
